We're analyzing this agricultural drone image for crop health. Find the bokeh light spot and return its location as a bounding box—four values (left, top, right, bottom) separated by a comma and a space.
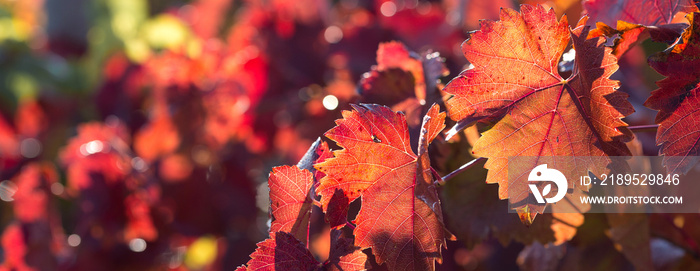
380, 2, 397, 17
129, 238, 147, 252
67, 234, 81, 247
324, 26, 343, 44
322, 95, 339, 110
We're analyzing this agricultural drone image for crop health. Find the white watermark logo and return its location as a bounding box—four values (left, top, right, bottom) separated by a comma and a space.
528, 164, 567, 204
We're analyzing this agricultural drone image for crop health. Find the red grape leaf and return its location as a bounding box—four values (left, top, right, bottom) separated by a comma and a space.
325, 229, 369, 271
583, 0, 697, 26
324, 188, 351, 230
293, 139, 346, 229
241, 231, 368, 271
376, 41, 420, 73
15, 100, 47, 138
443, 5, 634, 215
11, 163, 57, 223
134, 113, 180, 162
0, 113, 19, 166
583, 0, 698, 57
315, 103, 452, 270
588, 21, 689, 58
0, 223, 31, 271
244, 231, 320, 271
313, 141, 333, 181
124, 192, 158, 241
1, 163, 64, 271
59, 122, 131, 191
361, 41, 447, 106
644, 12, 700, 174
299, 140, 349, 229
360, 68, 416, 106
268, 165, 313, 245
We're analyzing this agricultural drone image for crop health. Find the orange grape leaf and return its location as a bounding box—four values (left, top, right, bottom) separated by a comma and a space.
134, 113, 180, 162
644, 12, 700, 174
583, 0, 698, 57
268, 165, 313, 245
583, 0, 697, 27
588, 21, 689, 58
443, 5, 634, 215
315, 103, 452, 270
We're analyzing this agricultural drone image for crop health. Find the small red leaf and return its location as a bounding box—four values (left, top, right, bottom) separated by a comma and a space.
361, 41, 431, 104
268, 165, 313, 244
0, 223, 30, 271
583, 0, 698, 57
134, 113, 180, 162
59, 122, 131, 191
245, 231, 320, 271
124, 193, 158, 241
12, 163, 55, 223
325, 229, 369, 271
645, 12, 700, 174
315, 103, 451, 270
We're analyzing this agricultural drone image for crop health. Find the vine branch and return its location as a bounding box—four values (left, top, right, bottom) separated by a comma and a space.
436, 157, 486, 186
345, 221, 356, 230
628, 124, 659, 132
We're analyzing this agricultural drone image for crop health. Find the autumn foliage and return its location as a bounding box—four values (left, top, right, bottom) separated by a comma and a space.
3, 0, 700, 270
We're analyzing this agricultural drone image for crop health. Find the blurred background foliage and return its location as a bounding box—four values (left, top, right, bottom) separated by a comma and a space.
0, 0, 683, 270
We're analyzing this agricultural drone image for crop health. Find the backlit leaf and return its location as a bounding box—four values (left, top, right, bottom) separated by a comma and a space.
583, 0, 697, 26
443, 5, 634, 215
315, 103, 452, 270
241, 231, 368, 271
268, 165, 313, 244
583, 0, 698, 57
325, 229, 369, 271
245, 231, 320, 271
644, 12, 700, 174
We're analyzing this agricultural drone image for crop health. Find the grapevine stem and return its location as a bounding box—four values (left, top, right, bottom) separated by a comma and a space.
437, 157, 486, 185
627, 124, 659, 132
345, 221, 356, 230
